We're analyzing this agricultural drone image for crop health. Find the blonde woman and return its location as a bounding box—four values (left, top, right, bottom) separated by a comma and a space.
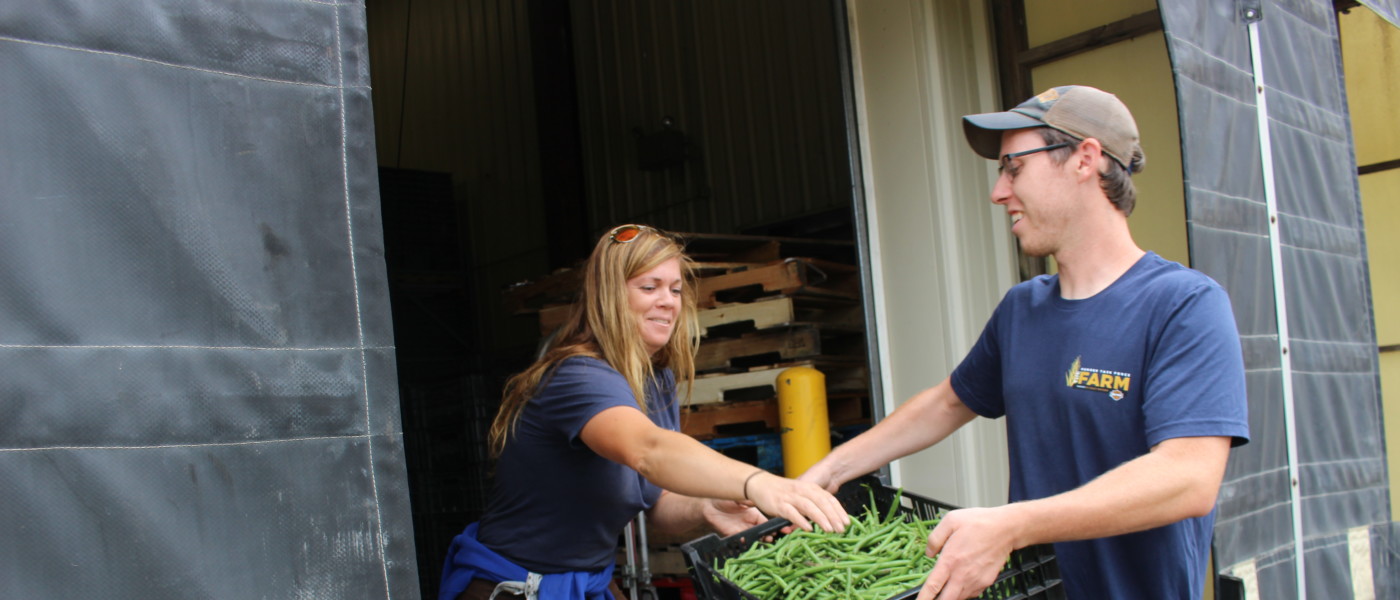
439, 224, 848, 600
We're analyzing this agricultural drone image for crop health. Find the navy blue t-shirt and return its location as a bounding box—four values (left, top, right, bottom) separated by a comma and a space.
951, 252, 1249, 599
476, 357, 679, 572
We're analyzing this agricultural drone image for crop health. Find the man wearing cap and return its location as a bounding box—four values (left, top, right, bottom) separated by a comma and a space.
801, 86, 1250, 599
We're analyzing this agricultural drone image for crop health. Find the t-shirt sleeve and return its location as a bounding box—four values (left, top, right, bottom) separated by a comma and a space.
537, 358, 643, 445
1141, 282, 1251, 447
951, 302, 1008, 419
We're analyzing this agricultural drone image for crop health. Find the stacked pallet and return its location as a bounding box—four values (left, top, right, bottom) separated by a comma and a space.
502, 232, 875, 576
503, 233, 874, 444
680, 234, 872, 451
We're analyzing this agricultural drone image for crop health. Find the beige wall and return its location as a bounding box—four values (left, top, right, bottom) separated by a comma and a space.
1030, 33, 1188, 267
1025, 0, 1188, 267
1357, 170, 1398, 521
1025, 0, 1156, 47
1342, 5, 1400, 519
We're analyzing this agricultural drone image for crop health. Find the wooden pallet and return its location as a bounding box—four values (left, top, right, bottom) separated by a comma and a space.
681, 399, 778, 439
538, 281, 808, 337
502, 266, 583, 315
682, 232, 856, 265
540, 289, 864, 339
505, 233, 857, 315
680, 394, 870, 440
680, 360, 869, 406
698, 296, 795, 336
695, 326, 822, 372
826, 393, 872, 426
698, 295, 863, 337
696, 258, 859, 308
537, 303, 571, 335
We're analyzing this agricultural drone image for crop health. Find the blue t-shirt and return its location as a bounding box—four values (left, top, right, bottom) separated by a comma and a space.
476, 356, 679, 572
950, 252, 1249, 600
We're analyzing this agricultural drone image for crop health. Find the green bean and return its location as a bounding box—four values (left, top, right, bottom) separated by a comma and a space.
714, 485, 941, 599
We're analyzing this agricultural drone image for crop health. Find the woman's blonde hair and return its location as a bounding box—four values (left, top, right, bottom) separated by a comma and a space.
487, 225, 700, 456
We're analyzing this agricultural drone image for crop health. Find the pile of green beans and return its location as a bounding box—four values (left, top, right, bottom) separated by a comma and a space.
716, 488, 939, 600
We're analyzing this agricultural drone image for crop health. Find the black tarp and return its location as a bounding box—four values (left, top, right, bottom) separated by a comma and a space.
0, 2, 416, 598
1160, 0, 1397, 597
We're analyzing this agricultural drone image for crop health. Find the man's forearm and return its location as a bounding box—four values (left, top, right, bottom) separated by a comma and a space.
645, 491, 706, 534
814, 377, 976, 487
999, 436, 1231, 549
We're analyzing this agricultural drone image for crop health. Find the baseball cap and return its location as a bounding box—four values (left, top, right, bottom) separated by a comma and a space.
962, 85, 1142, 171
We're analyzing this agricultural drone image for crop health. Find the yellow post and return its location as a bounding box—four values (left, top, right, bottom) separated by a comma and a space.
777, 366, 832, 477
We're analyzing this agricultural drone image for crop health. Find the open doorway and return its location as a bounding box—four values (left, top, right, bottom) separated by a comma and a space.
366, 1, 871, 596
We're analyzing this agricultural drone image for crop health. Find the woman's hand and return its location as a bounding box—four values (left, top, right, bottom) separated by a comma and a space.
744, 471, 850, 533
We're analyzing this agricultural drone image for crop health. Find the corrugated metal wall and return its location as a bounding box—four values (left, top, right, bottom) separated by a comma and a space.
367, 0, 548, 360
368, 0, 855, 254
569, 0, 853, 234
367, 0, 857, 352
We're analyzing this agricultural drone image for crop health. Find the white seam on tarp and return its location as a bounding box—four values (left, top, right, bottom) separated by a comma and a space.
0, 434, 370, 452
1214, 500, 1295, 526
1246, 17, 1307, 597
1262, 338, 1378, 347
0, 34, 338, 88
1170, 37, 1256, 79
330, 4, 393, 597
1227, 558, 1262, 600
1213, 484, 1388, 528
1349, 526, 1375, 600
1185, 225, 1372, 261
1286, 456, 1385, 469
1277, 364, 1392, 377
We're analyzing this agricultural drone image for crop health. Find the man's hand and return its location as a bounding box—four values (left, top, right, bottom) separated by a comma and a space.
795, 461, 840, 493
915, 507, 1015, 600
701, 498, 768, 536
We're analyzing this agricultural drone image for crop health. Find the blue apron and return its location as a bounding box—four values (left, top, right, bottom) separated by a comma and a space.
438, 522, 616, 600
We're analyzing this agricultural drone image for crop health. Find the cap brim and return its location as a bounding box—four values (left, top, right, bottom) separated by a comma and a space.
962, 111, 1046, 160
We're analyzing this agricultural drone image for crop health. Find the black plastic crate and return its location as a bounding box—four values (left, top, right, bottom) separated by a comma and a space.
681, 475, 1064, 600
